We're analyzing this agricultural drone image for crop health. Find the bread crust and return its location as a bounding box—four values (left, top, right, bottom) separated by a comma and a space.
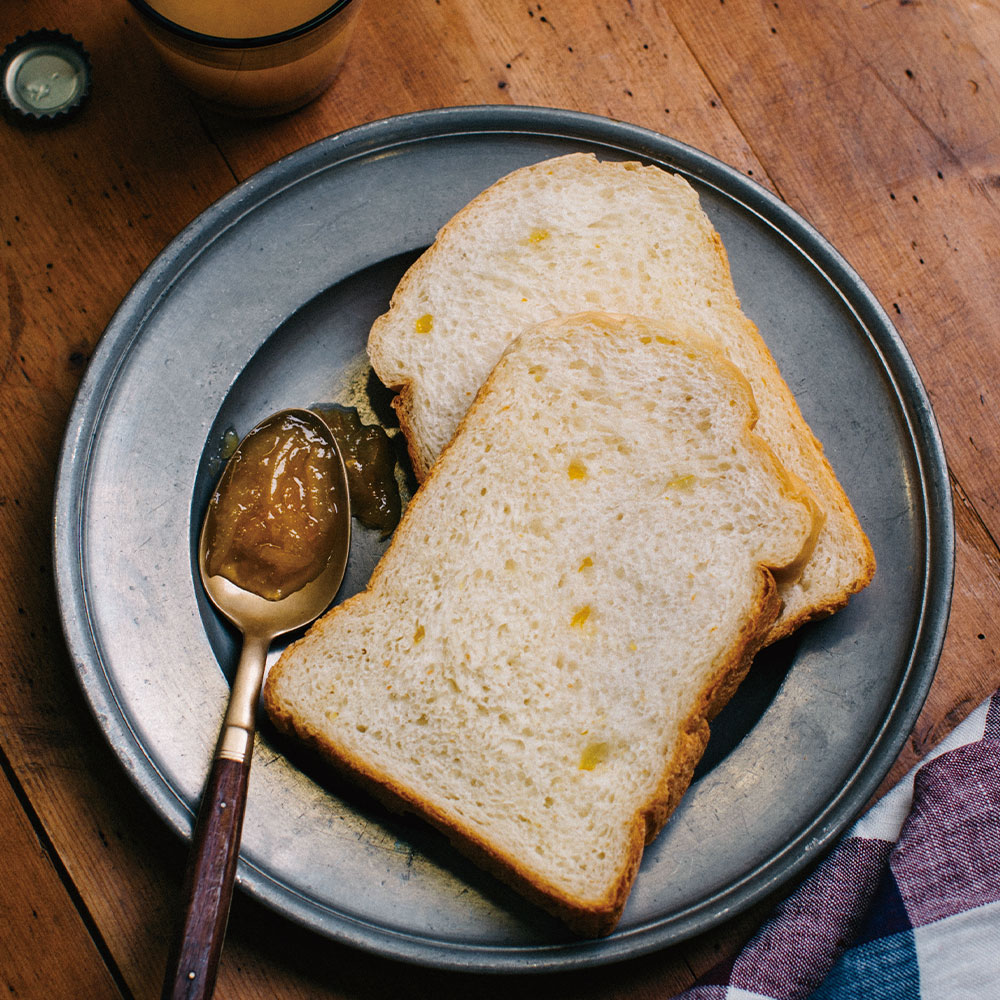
265, 568, 782, 937
269, 312, 816, 936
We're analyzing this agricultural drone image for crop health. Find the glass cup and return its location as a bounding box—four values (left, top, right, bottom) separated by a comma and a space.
127, 0, 364, 117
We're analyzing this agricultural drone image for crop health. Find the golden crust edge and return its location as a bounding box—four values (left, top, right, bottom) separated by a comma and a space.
268, 316, 811, 936
263, 568, 783, 938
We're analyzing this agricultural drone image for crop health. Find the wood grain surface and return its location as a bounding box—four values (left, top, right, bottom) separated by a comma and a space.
2, 1, 999, 997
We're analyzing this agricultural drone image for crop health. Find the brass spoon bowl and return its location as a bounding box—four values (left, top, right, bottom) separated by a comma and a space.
162, 408, 351, 1000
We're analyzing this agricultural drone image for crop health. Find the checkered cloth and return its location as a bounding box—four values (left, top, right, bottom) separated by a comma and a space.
677, 692, 1000, 999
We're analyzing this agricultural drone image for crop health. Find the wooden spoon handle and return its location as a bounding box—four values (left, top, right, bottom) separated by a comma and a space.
161, 753, 250, 1000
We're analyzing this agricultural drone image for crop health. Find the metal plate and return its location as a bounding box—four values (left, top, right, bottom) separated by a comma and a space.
54, 106, 953, 972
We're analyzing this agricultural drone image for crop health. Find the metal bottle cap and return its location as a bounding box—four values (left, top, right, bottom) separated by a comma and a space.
1, 30, 91, 124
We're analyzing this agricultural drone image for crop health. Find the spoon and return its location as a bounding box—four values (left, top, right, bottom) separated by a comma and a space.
162, 408, 351, 1000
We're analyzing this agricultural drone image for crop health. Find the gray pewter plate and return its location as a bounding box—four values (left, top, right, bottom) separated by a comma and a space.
54, 106, 953, 972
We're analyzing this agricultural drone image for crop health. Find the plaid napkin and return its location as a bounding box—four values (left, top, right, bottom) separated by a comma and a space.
677, 691, 1000, 999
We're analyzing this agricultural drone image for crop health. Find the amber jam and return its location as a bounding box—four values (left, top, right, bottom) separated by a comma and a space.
314, 405, 401, 537
203, 412, 347, 601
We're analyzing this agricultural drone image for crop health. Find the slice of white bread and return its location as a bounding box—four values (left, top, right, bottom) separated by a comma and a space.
367, 153, 874, 641
265, 312, 816, 935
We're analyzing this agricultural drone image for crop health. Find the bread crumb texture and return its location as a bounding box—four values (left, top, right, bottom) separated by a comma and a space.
366, 153, 874, 642
268, 313, 814, 934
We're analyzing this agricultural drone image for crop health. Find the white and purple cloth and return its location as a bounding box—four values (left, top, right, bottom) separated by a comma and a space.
677, 692, 1000, 999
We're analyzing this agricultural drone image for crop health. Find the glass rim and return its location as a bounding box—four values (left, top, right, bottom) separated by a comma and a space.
126, 0, 357, 49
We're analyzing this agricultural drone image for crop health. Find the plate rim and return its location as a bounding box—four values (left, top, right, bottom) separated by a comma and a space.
53, 104, 954, 973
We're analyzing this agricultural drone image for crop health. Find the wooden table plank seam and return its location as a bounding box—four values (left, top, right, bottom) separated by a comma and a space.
189, 108, 242, 190
0, 739, 132, 999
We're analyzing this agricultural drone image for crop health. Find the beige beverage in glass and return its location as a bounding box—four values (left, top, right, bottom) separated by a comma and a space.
129, 0, 364, 116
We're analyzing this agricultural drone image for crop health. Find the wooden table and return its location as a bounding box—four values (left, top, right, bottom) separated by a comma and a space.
3, 2, 998, 996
